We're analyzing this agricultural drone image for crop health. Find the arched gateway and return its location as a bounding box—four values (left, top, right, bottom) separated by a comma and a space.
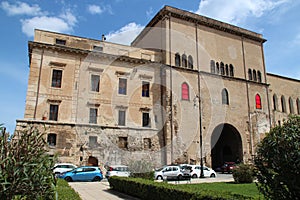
211, 123, 243, 169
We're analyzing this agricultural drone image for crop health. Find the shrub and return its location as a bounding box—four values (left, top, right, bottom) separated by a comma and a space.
127, 159, 154, 180
233, 164, 254, 183
0, 125, 57, 200
254, 115, 300, 200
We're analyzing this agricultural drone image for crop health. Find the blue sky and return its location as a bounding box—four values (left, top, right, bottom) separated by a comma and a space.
1, 0, 299, 133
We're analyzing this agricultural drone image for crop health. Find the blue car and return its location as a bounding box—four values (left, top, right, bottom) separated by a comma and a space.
58, 166, 103, 182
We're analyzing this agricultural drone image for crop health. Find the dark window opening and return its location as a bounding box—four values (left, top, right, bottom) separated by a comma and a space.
248, 69, 252, 80
49, 104, 59, 121
142, 81, 150, 97
118, 137, 128, 149
210, 60, 215, 73
225, 64, 229, 76
229, 64, 234, 77
47, 133, 57, 146
273, 94, 278, 110
143, 138, 151, 150
281, 96, 286, 113
182, 54, 187, 68
222, 89, 229, 105
220, 62, 225, 75
55, 39, 66, 45
188, 55, 193, 69
118, 110, 126, 126
216, 62, 220, 74
142, 112, 150, 127
175, 53, 181, 67
257, 71, 262, 83
253, 70, 257, 81
93, 46, 103, 52
51, 69, 62, 88
289, 97, 294, 114
297, 98, 300, 115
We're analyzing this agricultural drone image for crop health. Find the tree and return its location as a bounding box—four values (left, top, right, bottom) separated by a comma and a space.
254, 115, 300, 200
0, 125, 56, 200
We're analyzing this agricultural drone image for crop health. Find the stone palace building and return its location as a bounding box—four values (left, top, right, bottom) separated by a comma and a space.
16, 6, 300, 168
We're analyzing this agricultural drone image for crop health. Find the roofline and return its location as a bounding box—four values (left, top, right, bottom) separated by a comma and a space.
132, 5, 266, 45
267, 73, 300, 82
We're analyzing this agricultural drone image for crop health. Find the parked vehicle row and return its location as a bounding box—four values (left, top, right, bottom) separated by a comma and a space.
154, 164, 217, 180
52, 163, 131, 182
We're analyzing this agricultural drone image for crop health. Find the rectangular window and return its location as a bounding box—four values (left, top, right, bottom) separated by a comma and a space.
118, 110, 126, 126
118, 78, 127, 95
49, 104, 59, 121
93, 46, 103, 52
91, 74, 100, 92
51, 69, 62, 88
118, 137, 128, 149
89, 136, 97, 148
142, 81, 150, 97
47, 133, 57, 146
143, 138, 151, 150
55, 39, 66, 45
142, 112, 150, 127
89, 108, 98, 124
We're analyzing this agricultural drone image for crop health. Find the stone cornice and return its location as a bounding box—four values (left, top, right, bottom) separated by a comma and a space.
28, 41, 153, 65
132, 5, 266, 45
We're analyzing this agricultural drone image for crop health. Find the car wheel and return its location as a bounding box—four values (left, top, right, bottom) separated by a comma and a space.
177, 174, 183, 180
192, 174, 197, 178
65, 176, 72, 182
156, 175, 163, 180
210, 173, 216, 178
93, 176, 101, 182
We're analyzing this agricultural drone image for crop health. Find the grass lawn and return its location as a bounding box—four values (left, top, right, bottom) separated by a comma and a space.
176, 182, 263, 199
55, 179, 81, 200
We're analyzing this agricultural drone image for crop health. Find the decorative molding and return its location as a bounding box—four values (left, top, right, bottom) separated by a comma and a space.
140, 107, 151, 112
49, 61, 66, 67
115, 71, 130, 77
88, 66, 104, 72
87, 102, 100, 107
47, 99, 62, 104
139, 74, 153, 81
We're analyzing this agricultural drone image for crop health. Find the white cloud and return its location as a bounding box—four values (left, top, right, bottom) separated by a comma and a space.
1, 1, 45, 16
87, 5, 103, 14
106, 22, 144, 45
196, 0, 289, 25
146, 7, 154, 19
21, 16, 74, 37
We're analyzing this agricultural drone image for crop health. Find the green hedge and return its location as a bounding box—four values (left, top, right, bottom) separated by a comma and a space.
108, 177, 255, 200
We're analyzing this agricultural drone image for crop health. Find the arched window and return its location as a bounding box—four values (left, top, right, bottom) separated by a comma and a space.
210, 60, 215, 73
225, 64, 229, 76
175, 53, 181, 67
182, 54, 187, 68
257, 71, 262, 83
229, 64, 234, 77
273, 94, 278, 110
297, 98, 300, 115
253, 70, 257, 81
188, 55, 193, 69
216, 62, 220, 74
281, 95, 286, 113
255, 94, 262, 109
220, 62, 225, 75
181, 82, 189, 100
289, 97, 294, 114
222, 88, 229, 105
248, 69, 252, 80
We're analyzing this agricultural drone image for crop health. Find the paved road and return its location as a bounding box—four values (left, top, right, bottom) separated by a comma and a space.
68, 173, 233, 200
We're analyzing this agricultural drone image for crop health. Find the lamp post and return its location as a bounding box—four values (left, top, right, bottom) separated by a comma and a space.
195, 95, 204, 178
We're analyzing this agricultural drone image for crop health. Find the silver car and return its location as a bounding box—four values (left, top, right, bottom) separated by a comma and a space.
154, 165, 184, 180
105, 165, 130, 178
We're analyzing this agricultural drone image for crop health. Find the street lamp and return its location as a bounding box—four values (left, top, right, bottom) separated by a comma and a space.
194, 95, 204, 178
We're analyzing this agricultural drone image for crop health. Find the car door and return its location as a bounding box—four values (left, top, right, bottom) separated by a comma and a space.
72, 168, 85, 181
162, 166, 173, 177
203, 167, 210, 177
119, 167, 129, 177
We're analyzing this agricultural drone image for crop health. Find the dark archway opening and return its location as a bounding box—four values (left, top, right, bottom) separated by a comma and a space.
211, 123, 243, 169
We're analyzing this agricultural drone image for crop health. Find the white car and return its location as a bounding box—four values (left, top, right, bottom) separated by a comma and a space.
52, 163, 77, 174
182, 165, 217, 178
105, 165, 130, 178
154, 165, 184, 180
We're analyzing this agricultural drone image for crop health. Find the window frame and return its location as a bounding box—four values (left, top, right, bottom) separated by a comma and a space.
89, 108, 98, 124
255, 94, 262, 109
182, 54, 187, 68
221, 88, 229, 105
273, 94, 278, 110
49, 104, 59, 121
118, 78, 127, 95
181, 82, 189, 100
175, 53, 181, 67
47, 133, 57, 147
142, 81, 150, 97
118, 110, 126, 126
210, 60, 215, 74
289, 97, 294, 114
142, 112, 150, 127
281, 95, 286, 113
188, 55, 193, 69
51, 69, 63, 88
91, 74, 100, 92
